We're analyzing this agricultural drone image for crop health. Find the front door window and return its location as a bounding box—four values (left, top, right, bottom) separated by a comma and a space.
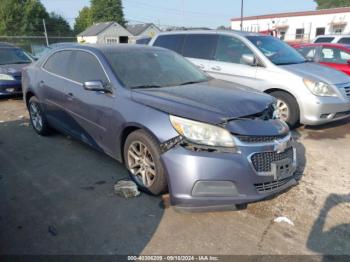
214, 35, 254, 65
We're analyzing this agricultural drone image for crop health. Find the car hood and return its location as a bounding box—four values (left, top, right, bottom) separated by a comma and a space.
0, 63, 28, 77
131, 79, 274, 124
280, 62, 350, 85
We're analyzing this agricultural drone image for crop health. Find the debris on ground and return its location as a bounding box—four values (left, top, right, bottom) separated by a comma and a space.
274, 216, 295, 226
19, 122, 30, 127
114, 180, 140, 198
161, 194, 170, 209
18, 115, 24, 119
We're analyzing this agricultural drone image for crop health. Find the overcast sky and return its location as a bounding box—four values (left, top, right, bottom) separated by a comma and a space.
41, 0, 317, 28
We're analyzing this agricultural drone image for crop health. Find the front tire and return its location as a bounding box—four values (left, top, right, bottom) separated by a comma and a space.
28, 96, 51, 136
270, 91, 300, 129
124, 130, 168, 195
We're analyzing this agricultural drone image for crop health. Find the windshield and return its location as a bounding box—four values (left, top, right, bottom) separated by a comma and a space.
103, 49, 209, 89
0, 48, 32, 65
247, 36, 306, 65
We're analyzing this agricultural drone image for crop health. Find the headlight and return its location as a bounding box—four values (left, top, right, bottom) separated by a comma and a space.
0, 74, 15, 81
303, 79, 337, 97
169, 115, 235, 148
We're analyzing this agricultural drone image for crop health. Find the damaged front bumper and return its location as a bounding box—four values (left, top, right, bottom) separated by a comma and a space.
160, 120, 299, 211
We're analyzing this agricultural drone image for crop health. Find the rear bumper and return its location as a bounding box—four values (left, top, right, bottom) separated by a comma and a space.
161, 135, 298, 211
0, 81, 22, 96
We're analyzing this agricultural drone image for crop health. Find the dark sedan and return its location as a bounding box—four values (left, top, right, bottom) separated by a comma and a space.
0, 43, 33, 96
22, 44, 298, 211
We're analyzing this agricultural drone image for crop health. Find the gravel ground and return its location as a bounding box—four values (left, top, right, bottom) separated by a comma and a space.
0, 97, 349, 256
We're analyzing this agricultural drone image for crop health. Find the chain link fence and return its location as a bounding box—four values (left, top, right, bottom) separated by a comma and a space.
0, 36, 76, 55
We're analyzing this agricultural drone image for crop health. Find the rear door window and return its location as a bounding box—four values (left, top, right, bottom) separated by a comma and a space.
153, 34, 185, 54
320, 47, 350, 64
314, 37, 335, 43
43, 50, 73, 78
182, 34, 218, 60
214, 35, 254, 64
338, 37, 350, 44
69, 51, 108, 84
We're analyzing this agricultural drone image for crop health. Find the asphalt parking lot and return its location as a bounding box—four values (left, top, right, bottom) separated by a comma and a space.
0, 97, 349, 255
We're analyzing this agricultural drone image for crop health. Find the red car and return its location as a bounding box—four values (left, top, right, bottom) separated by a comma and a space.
294, 43, 350, 75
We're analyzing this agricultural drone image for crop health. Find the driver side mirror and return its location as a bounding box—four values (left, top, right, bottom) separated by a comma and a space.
241, 54, 257, 66
347, 59, 350, 65
83, 81, 110, 93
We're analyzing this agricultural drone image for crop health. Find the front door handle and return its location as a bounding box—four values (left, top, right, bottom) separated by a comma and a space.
38, 80, 45, 88
66, 92, 74, 101
211, 66, 221, 71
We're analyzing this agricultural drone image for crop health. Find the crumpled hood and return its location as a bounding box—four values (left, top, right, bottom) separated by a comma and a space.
0, 64, 28, 77
280, 62, 350, 85
131, 79, 274, 124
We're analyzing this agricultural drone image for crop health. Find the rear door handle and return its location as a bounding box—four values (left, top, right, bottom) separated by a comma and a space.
211, 66, 221, 71
197, 64, 205, 70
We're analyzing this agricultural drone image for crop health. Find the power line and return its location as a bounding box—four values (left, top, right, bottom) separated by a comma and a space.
123, 0, 233, 17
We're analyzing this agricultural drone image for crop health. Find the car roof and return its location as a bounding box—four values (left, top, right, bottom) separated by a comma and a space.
49, 43, 169, 53
315, 34, 350, 38
0, 42, 17, 48
154, 29, 263, 37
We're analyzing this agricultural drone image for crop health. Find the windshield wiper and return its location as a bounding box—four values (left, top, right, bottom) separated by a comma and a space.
130, 84, 162, 89
179, 80, 207, 86
10, 61, 31, 64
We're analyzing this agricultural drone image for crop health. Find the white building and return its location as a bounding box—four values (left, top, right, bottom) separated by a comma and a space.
126, 23, 161, 43
231, 7, 350, 43
77, 22, 160, 44
77, 22, 133, 44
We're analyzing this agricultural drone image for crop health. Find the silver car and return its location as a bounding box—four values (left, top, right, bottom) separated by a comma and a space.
150, 31, 350, 127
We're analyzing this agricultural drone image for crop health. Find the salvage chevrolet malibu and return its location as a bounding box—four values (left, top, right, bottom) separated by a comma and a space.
22, 44, 298, 211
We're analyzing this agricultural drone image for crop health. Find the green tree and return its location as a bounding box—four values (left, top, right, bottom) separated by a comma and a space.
90, 0, 126, 26
22, 0, 49, 35
74, 7, 92, 34
0, 0, 25, 36
0, 0, 72, 36
315, 0, 350, 9
47, 12, 73, 36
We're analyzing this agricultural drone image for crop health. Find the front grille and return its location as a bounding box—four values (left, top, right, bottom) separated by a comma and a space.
251, 147, 294, 172
255, 176, 294, 193
344, 86, 350, 99
236, 134, 287, 143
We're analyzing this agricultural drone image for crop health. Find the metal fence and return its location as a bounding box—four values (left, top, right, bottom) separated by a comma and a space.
0, 36, 76, 54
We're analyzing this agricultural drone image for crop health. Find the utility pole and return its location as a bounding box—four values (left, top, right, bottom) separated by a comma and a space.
43, 19, 49, 47
240, 0, 244, 31
182, 0, 185, 28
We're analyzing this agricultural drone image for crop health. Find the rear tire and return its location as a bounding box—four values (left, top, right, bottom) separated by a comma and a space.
270, 91, 300, 129
28, 96, 51, 136
124, 130, 168, 195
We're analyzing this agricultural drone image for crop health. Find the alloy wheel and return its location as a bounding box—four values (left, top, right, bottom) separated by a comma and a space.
29, 102, 43, 132
276, 99, 290, 122
127, 141, 156, 188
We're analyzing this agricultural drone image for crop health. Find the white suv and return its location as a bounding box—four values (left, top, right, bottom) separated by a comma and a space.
313, 35, 350, 44
150, 30, 350, 127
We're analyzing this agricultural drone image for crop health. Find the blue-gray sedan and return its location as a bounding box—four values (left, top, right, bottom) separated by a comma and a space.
0, 43, 33, 96
22, 44, 298, 211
